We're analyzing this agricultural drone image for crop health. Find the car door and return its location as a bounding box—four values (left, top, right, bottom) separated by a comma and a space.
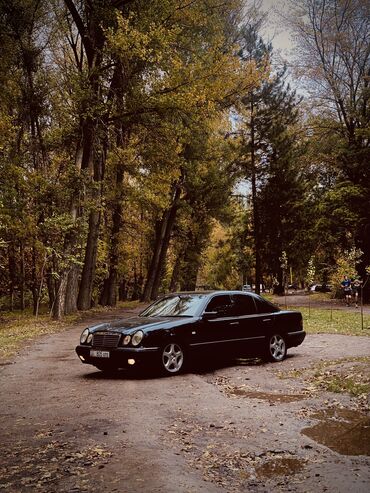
253, 296, 278, 335
229, 294, 265, 355
190, 294, 237, 357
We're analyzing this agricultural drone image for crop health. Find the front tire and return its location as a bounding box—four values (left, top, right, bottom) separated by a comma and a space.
161, 342, 185, 375
265, 334, 287, 362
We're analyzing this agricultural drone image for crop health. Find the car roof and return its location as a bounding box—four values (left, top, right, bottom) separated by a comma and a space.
162, 290, 260, 298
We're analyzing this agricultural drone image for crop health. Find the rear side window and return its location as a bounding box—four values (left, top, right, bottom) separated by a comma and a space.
205, 295, 233, 316
254, 296, 279, 314
230, 294, 256, 316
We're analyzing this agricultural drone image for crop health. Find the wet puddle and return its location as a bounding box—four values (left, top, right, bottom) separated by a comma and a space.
302, 408, 370, 456
227, 388, 305, 403
256, 457, 304, 478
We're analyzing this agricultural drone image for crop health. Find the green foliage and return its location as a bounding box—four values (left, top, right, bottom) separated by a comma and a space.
289, 0, 370, 297
305, 256, 316, 287
200, 204, 254, 290
329, 247, 363, 296
1, 0, 369, 316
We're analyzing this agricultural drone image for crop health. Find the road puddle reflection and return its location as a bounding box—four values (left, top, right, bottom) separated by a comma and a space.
302, 408, 370, 456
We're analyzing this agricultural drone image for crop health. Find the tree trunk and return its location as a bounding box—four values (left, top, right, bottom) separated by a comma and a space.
151, 191, 181, 300
118, 278, 128, 301
65, 0, 107, 312
53, 270, 69, 320
101, 165, 124, 306
169, 251, 183, 292
142, 215, 171, 301
143, 183, 182, 301
250, 107, 262, 295
179, 223, 207, 292
8, 242, 16, 311
77, 208, 101, 310
46, 266, 56, 310
131, 273, 143, 300
19, 242, 25, 310
31, 244, 38, 315
99, 279, 109, 306
64, 265, 79, 314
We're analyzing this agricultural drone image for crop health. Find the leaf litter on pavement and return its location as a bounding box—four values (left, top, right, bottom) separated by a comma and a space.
0, 433, 112, 492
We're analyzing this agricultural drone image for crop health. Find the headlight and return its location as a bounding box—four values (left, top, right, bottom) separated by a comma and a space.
86, 333, 93, 344
131, 330, 144, 346
80, 328, 89, 344
123, 335, 131, 346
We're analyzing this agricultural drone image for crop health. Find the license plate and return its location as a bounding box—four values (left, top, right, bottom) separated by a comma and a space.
90, 350, 110, 358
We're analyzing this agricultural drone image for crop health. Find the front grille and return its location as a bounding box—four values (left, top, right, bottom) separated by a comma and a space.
92, 332, 120, 348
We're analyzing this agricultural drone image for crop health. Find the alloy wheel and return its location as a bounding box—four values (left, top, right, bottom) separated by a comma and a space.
269, 334, 286, 361
162, 343, 184, 373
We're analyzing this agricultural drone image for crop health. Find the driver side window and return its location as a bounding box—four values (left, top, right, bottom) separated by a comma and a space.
205, 295, 232, 316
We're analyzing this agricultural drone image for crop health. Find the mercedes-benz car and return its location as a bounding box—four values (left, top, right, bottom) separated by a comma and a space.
76, 291, 305, 375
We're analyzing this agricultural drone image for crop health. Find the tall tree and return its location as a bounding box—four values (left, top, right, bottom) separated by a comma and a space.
237, 22, 271, 294
289, 0, 370, 294
0, 0, 52, 314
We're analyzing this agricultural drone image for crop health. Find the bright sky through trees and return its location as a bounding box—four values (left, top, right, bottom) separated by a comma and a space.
260, 0, 292, 55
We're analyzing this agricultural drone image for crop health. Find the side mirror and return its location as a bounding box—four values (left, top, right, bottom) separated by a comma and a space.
202, 311, 218, 320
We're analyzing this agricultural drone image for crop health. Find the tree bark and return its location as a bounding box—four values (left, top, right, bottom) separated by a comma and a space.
151, 189, 181, 300
131, 271, 143, 300
169, 251, 183, 292
179, 220, 209, 292
101, 164, 124, 306
77, 208, 101, 310
19, 242, 25, 310
143, 183, 182, 301
142, 216, 171, 302
118, 278, 128, 301
31, 244, 38, 315
8, 242, 16, 311
250, 107, 262, 295
46, 266, 56, 310
53, 270, 69, 320
65, 0, 107, 312
65, 265, 80, 314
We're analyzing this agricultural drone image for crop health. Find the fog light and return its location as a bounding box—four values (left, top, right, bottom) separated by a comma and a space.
79, 355, 85, 362
128, 358, 135, 365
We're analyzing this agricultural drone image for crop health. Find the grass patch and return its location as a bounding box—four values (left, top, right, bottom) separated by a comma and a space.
324, 376, 370, 396
288, 306, 370, 336
0, 301, 142, 360
312, 357, 370, 397
280, 356, 370, 398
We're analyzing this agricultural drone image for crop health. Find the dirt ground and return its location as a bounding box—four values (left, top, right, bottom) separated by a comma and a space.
0, 305, 369, 493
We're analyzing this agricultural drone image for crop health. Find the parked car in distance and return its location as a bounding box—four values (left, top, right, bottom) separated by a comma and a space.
76, 291, 306, 376
309, 283, 332, 293
242, 284, 252, 292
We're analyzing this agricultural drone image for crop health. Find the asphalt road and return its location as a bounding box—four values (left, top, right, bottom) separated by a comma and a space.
0, 307, 369, 492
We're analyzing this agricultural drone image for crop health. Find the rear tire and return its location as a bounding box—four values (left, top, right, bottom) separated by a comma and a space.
265, 334, 287, 362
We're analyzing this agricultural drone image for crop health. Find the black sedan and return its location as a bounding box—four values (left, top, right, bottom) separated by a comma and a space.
76, 291, 305, 375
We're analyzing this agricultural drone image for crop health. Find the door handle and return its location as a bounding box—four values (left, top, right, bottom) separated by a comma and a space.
262, 318, 272, 322
229, 321, 239, 325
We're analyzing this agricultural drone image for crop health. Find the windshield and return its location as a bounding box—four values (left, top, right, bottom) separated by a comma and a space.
140, 295, 206, 317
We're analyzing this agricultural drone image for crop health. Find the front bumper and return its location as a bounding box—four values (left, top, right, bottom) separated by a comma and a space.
76, 345, 160, 369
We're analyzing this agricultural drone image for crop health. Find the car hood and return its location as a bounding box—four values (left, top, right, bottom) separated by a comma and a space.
88, 316, 190, 334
